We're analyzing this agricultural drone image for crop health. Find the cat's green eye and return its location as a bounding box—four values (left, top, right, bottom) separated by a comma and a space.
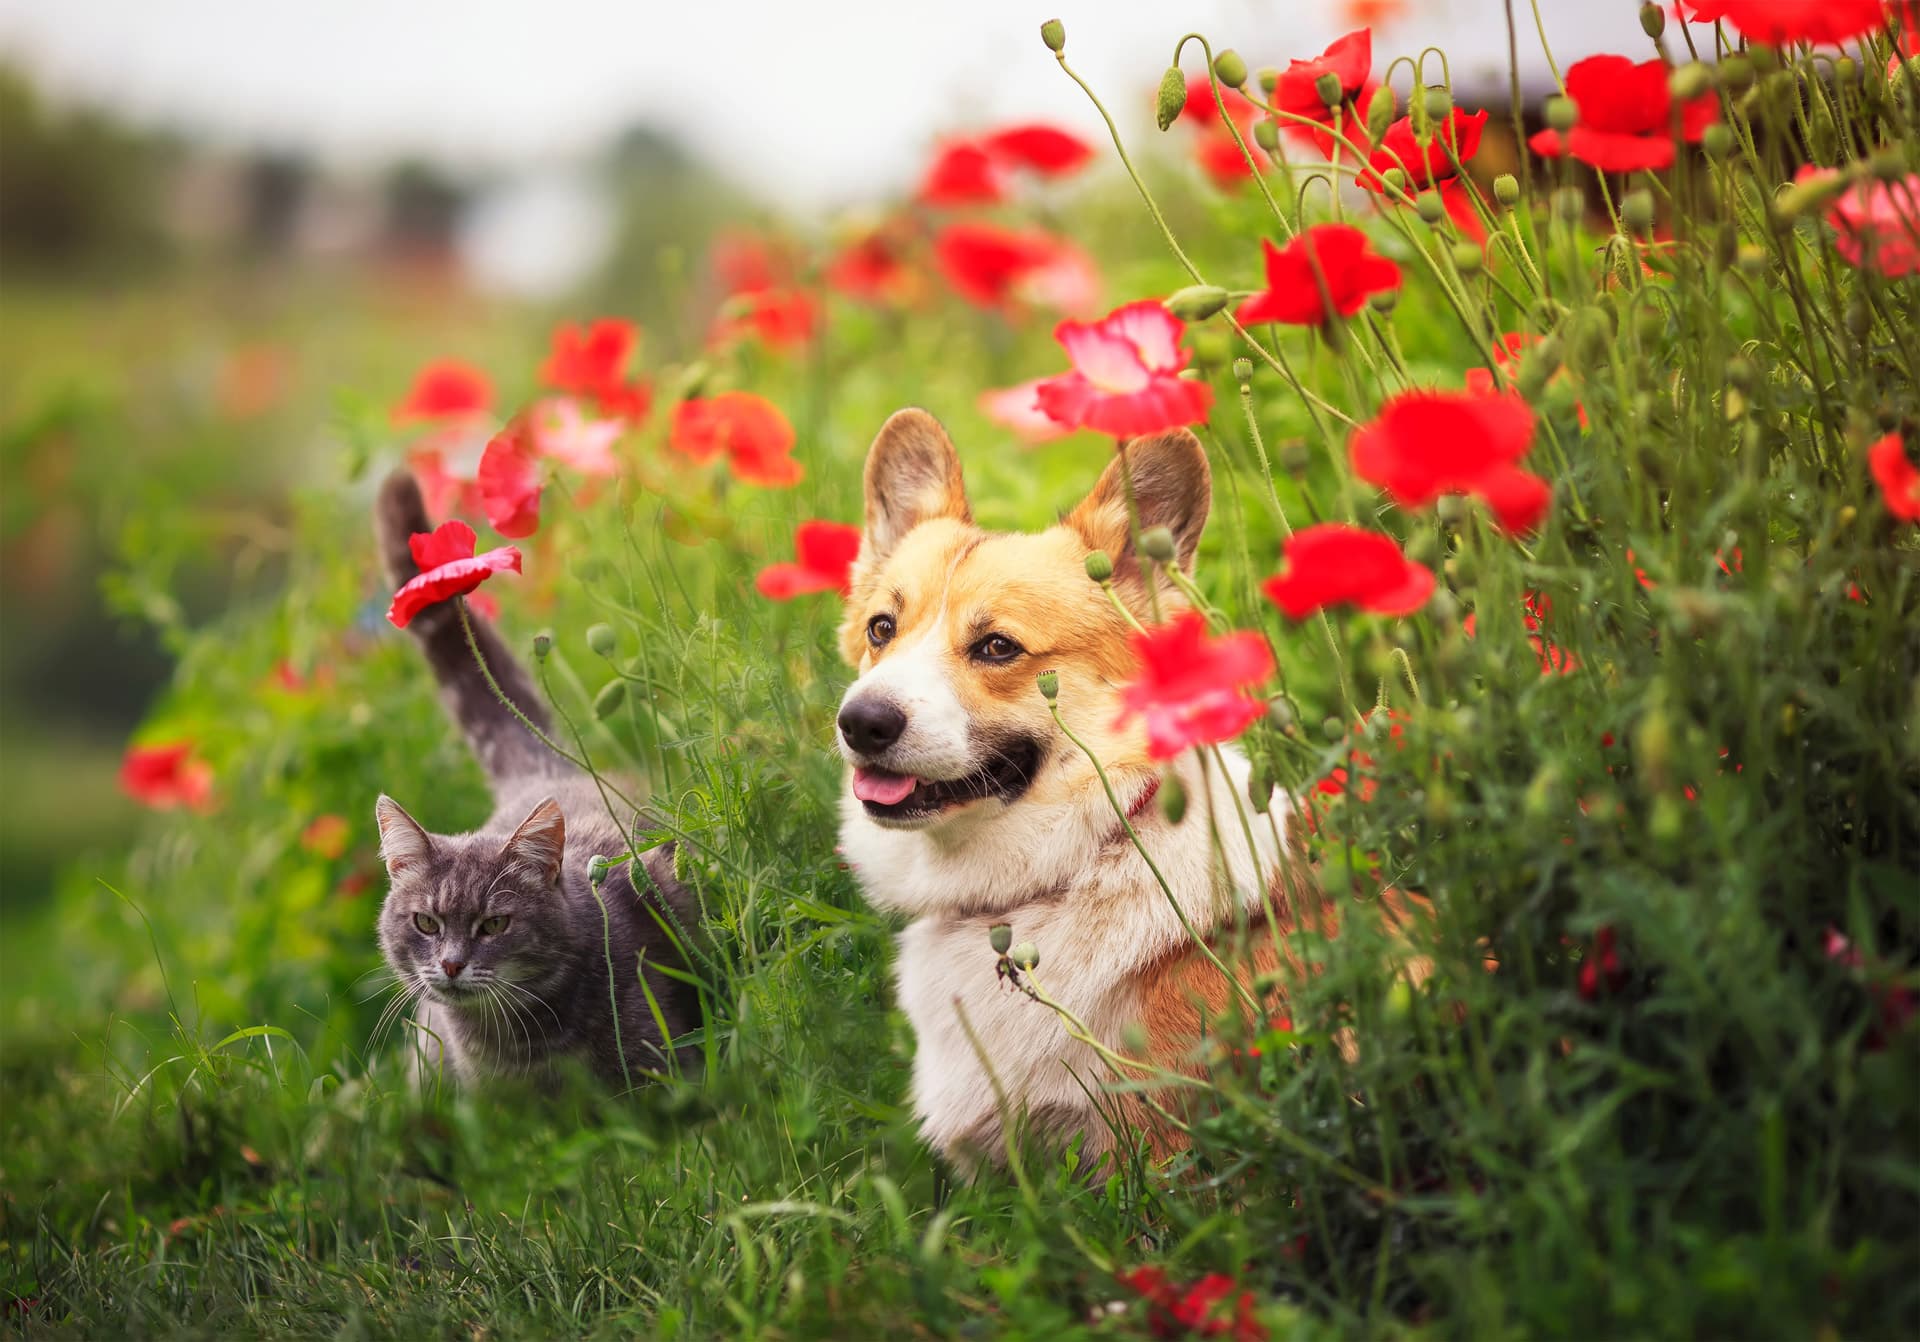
478, 914, 510, 936
413, 912, 440, 935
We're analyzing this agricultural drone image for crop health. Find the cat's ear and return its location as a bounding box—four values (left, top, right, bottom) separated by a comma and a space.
374, 795, 433, 879
501, 798, 565, 887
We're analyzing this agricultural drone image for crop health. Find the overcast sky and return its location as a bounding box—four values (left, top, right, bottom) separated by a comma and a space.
0, 1, 1646, 211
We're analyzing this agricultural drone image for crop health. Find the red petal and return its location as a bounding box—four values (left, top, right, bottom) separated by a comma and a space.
477, 429, 543, 539
408, 519, 477, 572
387, 547, 522, 629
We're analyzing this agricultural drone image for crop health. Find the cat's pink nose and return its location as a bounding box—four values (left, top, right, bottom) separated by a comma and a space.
440, 959, 466, 978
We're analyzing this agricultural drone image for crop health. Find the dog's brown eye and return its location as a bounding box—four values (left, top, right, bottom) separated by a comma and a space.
972, 633, 1024, 664
867, 614, 896, 648
478, 914, 510, 936
414, 912, 440, 935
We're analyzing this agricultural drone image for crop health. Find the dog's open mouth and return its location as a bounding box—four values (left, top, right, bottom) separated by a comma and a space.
852, 738, 1043, 821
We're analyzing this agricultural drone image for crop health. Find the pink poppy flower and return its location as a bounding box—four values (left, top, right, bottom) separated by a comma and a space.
1033, 300, 1213, 437
979, 379, 1073, 444
1796, 167, 1920, 277
756, 521, 863, 600
386, 520, 522, 629
527, 397, 624, 477
1114, 611, 1274, 760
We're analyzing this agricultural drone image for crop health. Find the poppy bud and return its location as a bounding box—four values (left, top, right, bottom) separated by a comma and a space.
593, 679, 626, 720
587, 623, 617, 657
1553, 187, 1586, 220
1871, 148, 1908, 182
1139, 526, 1177, 562
1669, 63, 1710, 103
1416, 192, 1446, 225
533, 631, 552, 661
1719, 55, 1753, 90
1247, 759, 1274, 814
1279, 440, 1312, 474
1166, 284, 1230, 320
1010, 941, 1040, 970
1639, 1, 1665, 38
1232, 357, 1254, 382
1622, 188, 1656, 235
1421, 87, 1452, 120
1160, 771, 1189, 824
1040, 17, 1065, 52
1257, 67, 1279, 94
1085, 549, 1114, 583
1266, 698, 1294, 730
1774, 171, 1848, 221
1253, 119, 1281, 152
671, 841, 691, 883
1370, 287, 1399, 313
1494, 173, 1519, 207
1436, 495, 1469, 526
1155, 67, 1187, 131
1036, 669, 1059, 701
1213, 49, 1248, 89
1701, 123, 1732, 160
1451, 241, 1482, 274
1321, 716, 1346, 743
1428, 589, 1460, 626
990, 923, 1013, 954
1380, 166, 1408, 195
1366, 85, 1395, 143
1635, 704, 1673, 790
1545, 96, 1578, 132
1845, 300, 1872, 337
587, 854, 611, 886
1315, 71, 1343, 108
1748, 44, 1779, 74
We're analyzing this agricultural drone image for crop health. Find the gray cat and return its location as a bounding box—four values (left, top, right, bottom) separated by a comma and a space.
370, 470, 702, 1091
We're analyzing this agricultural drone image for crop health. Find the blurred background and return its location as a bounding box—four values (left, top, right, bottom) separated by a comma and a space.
0, 0, 1642, 912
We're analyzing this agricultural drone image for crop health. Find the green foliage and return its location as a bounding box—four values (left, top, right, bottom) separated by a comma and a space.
6, 16, 1920, 1342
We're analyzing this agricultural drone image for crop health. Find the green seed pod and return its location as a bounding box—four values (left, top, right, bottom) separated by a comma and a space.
1809, 110, 1838, 161
1622, 187, 1656, 234
1668, 63, 1711, 103
1036, 669, 1060, 701
1494, 172, 1520, 207
1155, 66, 1187, 131
1435, 494, 1470, 526
1266, 698, 1294, 730
532, 631, 552, 661
1315, 71, 1343, 108
1380, 166, 1407, 195
593, 679, 627, 719
671, 841, 691, 883
1451, 241, 1483, 274
1247, 759, 1274, 814
1640, 1, 1666, 38
1748, 44, 1779, 74
1232, 356, 1254, 382
1084, 549, 1114, 583
586, 623, 618, 658
1159, 771, 1189, 824
1417, 191, 1446, 224
989, 923, 1013, 954
1257, 67, 1280, 94
1370, 287, 1400, 313
1545, 95, 1579, 132
1553, 186, 1586, 220
1701, 123, 1733, 159
1422, 86, 1452, 119
1774, 170, 1848, 220
1405, 529, 1440, 566
1139, 526, 1177, 562
1253, 118, 1281, 152
1321, 715, 1346, 744
1428, 589, 1460, 626
587, 854, 611, 886
1279, 440, 1312, 474
1366, 84, 1395, 142
1719, 54, 1753, 90
1214, 49, 1248, 89
1165, 284, 1230, 320
1010, 941, 1040, 971
1040, 17, 1065, 52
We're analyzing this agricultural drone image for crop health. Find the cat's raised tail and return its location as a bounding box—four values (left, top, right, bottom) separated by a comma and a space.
376, 469, 568, 785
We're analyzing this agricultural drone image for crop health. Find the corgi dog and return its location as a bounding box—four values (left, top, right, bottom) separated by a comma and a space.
834, 408, 1299, 1172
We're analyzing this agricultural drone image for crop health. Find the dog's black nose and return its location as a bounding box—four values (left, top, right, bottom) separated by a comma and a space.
838, 697, 907, 755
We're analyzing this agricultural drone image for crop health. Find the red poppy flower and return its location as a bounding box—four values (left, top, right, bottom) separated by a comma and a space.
393, 359, 493, 425
1796, 166, 1920, 278
756, 520, 863, 600
1273, 29, 1380, 155
979, 123, 1094, 176
1528, 56, 1717, 172
1467, 333, 1589, 429
1868, 432, 1920, 523
1578, 925, 1628, 1000
541, 319, 636, 396
827, 230, 917, 304
1117, 1266, 1268, 1341
1358, 107, 1488, 193
1825, 925, 1918, 1050
408, 440, 486, 521
1349, 388, 1549, 534
120, 742, 215, 811
1114, 611, 1274, 761
1463, 591, 1577, 675
979, 379, 1073, 444
387, 520, 523, 629
713, 287, 819, 348
933, 223, 1066, 309
1235, 224, 1402, 326
1033, 300, 1213, 437
669, 392, 802, 487
300, 814, 351, 860
476, 423, 542, 539
1178, 75, 1263, 186
1678, 0, 1885, 44
918, 140, 1006, 206
1263, 523, 1435, 619
711, 232, 787, 295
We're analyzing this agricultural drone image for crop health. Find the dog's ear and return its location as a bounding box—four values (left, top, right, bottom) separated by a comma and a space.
1065, 429, 1211, 584
861, 408, 970, 560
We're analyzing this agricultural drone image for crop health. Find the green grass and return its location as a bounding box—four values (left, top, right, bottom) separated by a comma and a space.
7, 17, 1920, 1340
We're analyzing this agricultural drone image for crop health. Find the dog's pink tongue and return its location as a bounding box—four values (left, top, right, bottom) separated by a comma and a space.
853, 768, 918, 806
